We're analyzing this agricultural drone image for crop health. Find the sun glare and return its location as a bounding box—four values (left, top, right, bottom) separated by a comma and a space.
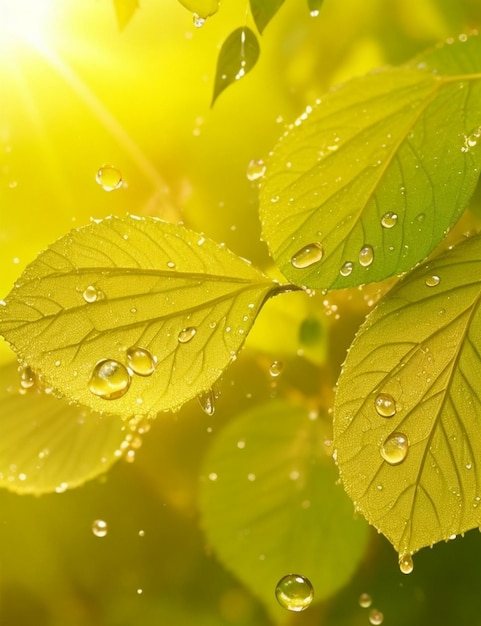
0, 0, 55, 51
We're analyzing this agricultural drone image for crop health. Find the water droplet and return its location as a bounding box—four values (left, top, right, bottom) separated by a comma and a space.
246, 159, 266, 181
369, 608, 384, 625
269, 361, 283, 377
92, 519, 108, 537
82, 285, 100, 303
275, 574, 314, 612
340, 261, 353, 277
193, 13, 205, 27
359, 593, 372, 608
96, 165, 122, 191
291, 243, 324, 269
19, 364, 36, 389
126, 346, 156, 376
178, 326, 197, 343
399, 553, 414, 574
381, 212, 398, 229
310, 9, 320, 17
359, 245, 374, 267
89, 359, 131, 400
374, 393, 397, 418
381, 432, 409, 465
198, 389, 215, 415
425, 275, 440, 287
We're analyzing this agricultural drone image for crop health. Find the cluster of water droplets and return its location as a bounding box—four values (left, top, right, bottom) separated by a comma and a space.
358, 593, 384, 624
275, 574, 314, 612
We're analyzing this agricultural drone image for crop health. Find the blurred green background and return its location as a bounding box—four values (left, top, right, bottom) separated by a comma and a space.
2, 0, 481, 624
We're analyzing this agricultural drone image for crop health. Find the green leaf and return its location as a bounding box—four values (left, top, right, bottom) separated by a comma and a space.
113, 0, 139, 31
0, 216, 276, 419
249, 0, 286, 34
212, 27, 260, 105
259, 34, 481, 290
334, 233, 481, 557
307, 0, 323, 16
0, 359, 126, 495
200, 401, 369, 619
176, 0, 220, 20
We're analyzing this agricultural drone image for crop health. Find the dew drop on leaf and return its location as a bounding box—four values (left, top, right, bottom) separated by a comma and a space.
177, 326, 197, 344
380, 211, 398, 229
92, 519, 108, 537
358, 245, 374, 267
269, 360, 283, 377
359, 592, 372, 608
82, 285, 101, 303
19, 364, 36, 389
374, 392, 397, 418
369, 608, 384, 625
380, 432, 409, 465
291, 243, 324, 269
340, 261, 353, 277
126, 346, 157, 376
95, 165, 123, 191
399, 553, 414, 574
246, 159, 266, 181
275, 574, 314, 612
88, 359, 131, 400
198, 389, 216, 415
425, 275, 441, 287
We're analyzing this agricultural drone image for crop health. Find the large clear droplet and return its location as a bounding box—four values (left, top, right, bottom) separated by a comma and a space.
89, 359, 131, 400
374, 393, 396, 418
92, 519, 108, 537
246, 159, 266, 181
178, 327, 197, 344
83, 285, 101, 303
291, 243, 324, 269
275, 574, 314, 612
425, 275, 440, 287
399, 553, 414, 574
126, 346, 156, 376
381, 432, 409, 465
340, 261, 353, 277
96, 165, 122, 191
359, 245, 374, 267
381, 212, 398, 229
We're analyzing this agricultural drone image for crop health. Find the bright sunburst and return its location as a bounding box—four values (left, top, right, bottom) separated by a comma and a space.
0, 0, 56, 51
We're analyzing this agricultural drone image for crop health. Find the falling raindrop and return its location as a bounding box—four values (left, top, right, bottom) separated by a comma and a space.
193, 13, 205, 27
369, 609, 384, 625
374, 393, 397, 418
381, 211, 398, 229
178, 327, 197, 343
269, 361, 283, 377
96, 165, 122, 191
359, 593, 372, 608
291, 243, 324, 269
359, 245, 374, 267
425, 275, 440, 287
246, 159, 266, 181
399, 553, 414, 574
89, 359, 131, 400
381, 432, 409, 465
82, 285, 101, 303
126, 346, 157, 376
92, 519, 108, 537
275, 574, 314, 612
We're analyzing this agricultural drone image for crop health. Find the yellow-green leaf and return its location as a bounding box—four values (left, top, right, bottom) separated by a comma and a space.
334, 233, 481, 557
249, 0, 286, 34
200, 401, 369, 619
0, 359, 126, 495
0, 216, 276, 419
260, 34, 481, 290
113, 0, 139, 31
212, 27, 260, 105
